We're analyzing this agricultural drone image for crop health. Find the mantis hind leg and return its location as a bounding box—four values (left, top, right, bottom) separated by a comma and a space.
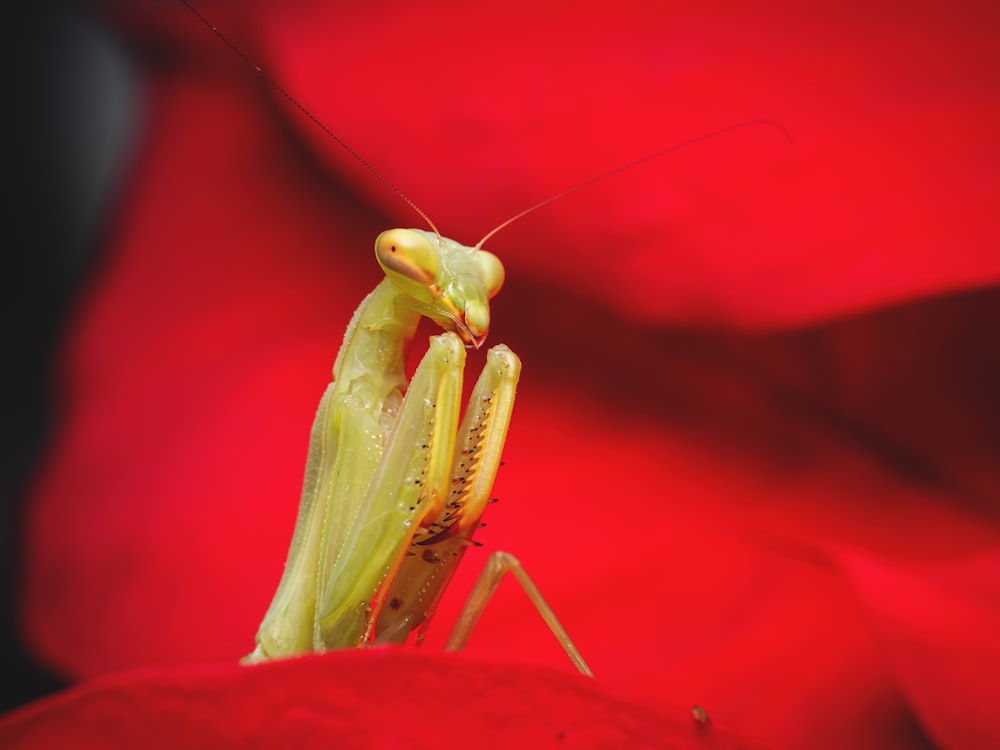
445, 551, 594, 677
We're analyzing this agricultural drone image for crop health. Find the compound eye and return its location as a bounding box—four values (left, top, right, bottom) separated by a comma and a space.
375, 229, 440, 284
476, 250, 505, 299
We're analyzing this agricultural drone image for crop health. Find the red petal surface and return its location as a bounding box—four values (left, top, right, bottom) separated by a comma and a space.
836, 550, 1000, 750
0, 650, 767, 750
16, 2, 1000, 749
259, 1, 1000, 327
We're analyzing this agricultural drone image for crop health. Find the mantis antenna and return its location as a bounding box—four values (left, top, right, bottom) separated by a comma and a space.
175, 0, 442, 239
474, 119, 794, 249
177, 1, 792, 248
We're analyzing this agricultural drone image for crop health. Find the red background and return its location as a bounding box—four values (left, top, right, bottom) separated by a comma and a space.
11, 1, 1000, 748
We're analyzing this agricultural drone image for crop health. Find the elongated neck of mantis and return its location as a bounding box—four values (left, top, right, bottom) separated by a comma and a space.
331, 278, 423, 404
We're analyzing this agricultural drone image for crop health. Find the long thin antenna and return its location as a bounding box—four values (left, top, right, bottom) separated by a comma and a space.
175, 0, 441, 238
474, 119, 793, 249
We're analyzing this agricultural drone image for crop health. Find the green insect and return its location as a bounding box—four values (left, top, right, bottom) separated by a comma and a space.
241, 226, 589, 669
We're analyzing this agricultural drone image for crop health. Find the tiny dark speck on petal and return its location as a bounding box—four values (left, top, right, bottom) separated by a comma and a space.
692, 705, 712, 729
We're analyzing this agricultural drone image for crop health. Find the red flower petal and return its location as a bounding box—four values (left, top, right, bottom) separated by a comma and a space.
16, 3, 1000, 750
0, 650, 768, 750
257, 1, 1000, 326
837, 550, 1000, 749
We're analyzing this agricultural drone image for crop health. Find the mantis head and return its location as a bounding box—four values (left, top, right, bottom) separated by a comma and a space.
375, 228, 505, 349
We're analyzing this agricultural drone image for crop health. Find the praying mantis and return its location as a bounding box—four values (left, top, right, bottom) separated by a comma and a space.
178, 1, 787, 677
240, 225, 591, 668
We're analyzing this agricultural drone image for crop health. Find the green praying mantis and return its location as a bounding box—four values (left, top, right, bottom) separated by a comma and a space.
241, 225, 593, 668
178, 1, 788, 678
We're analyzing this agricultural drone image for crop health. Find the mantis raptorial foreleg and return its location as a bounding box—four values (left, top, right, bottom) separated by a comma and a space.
367, 343, 519, 646
245, 229, 590, 674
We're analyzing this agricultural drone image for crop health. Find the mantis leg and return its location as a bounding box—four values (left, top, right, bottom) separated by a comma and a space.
314, 332, 467, 650
372, 345, 522, 645
444, 551, 594, 677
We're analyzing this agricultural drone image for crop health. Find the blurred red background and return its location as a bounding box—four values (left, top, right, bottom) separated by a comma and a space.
8, 1, 1000, 748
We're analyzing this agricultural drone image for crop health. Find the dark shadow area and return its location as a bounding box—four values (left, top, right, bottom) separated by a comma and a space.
2, 1, 139, 711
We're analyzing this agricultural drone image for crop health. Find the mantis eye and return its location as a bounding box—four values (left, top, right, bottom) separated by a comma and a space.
476, 250, 505, 299
375, 229, 440, 284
